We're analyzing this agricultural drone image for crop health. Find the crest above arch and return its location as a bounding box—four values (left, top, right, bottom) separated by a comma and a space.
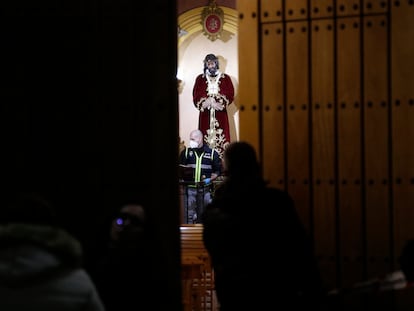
178, 7, 238, 47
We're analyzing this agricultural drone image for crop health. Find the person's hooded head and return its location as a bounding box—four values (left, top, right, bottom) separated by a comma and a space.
0, 192, 57, 227
110, 204, 148, 248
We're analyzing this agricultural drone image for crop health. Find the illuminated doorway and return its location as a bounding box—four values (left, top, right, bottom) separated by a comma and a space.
177, 7, 239, 149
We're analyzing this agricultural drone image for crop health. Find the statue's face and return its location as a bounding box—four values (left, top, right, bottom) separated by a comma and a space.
206, 60, 218, 75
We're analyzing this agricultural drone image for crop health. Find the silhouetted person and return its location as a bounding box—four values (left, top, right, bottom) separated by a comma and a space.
201, 142, 326, 310
0, 192, 105, 311
89, 203, 158, 311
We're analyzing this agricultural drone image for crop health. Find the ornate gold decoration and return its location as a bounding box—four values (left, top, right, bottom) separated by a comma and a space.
201, 0, 224, 42
205, 109, 226, 159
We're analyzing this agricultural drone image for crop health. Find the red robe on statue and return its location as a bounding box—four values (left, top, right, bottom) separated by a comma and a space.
192, 71, 235, 158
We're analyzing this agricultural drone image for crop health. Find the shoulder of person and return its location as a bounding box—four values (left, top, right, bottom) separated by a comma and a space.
202, 144, 213, 152
264, 186, 286, 194
202, 201, 231, 223
264, 187, 294, 204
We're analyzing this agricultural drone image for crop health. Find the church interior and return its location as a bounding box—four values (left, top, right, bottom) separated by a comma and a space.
2, 0, 414, 310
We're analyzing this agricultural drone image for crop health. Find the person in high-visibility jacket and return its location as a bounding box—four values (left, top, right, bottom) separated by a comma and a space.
179, 129, 222, 223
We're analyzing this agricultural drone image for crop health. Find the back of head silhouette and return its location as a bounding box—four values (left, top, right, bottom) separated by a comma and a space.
223, 141, 262, 183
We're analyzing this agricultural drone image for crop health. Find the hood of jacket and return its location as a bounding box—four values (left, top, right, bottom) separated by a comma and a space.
0, 223, 82, 288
